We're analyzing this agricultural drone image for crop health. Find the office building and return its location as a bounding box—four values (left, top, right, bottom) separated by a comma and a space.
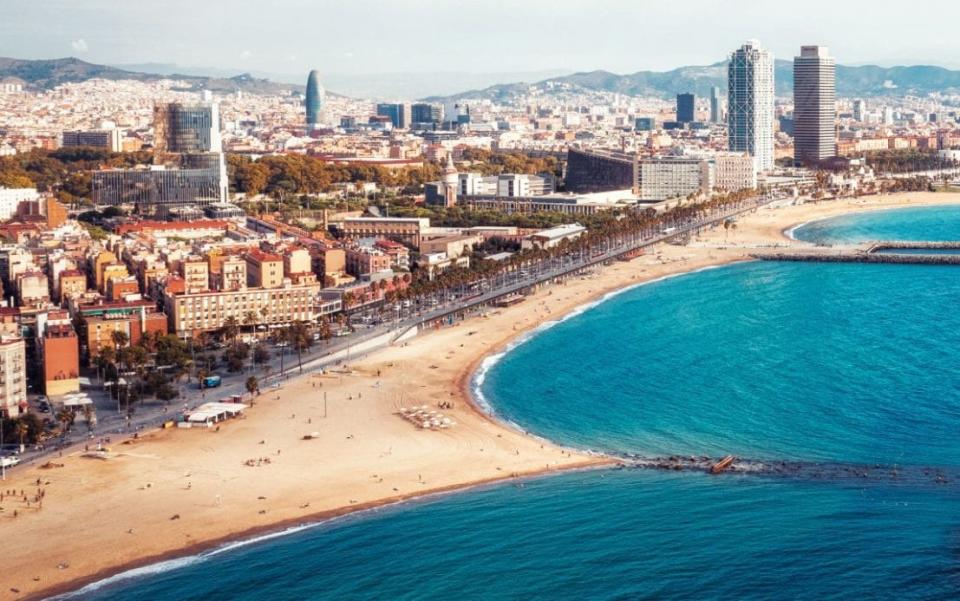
305, 69, 324, 129
793, 46, 836, 165
710, 86, 722, 124
635, 117, 655, 131
153, 102, 222, 154
565, 148, 638, 194
411, 103, 443, 126
426, 172, 554, 206
676, 93, 695, 124
728, 40, 775, 171
91, 163, 227, 207
376, 103, 411, 129
62, 129, 122, 152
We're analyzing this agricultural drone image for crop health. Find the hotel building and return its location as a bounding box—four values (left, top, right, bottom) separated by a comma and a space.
728, 40, 775, 171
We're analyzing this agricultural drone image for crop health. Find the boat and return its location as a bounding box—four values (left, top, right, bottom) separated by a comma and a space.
710, 455, 735, 474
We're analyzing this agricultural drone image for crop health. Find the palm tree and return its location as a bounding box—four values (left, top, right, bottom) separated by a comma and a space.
96, 346, 116, 384
111, 329, 129, 353
56, 408, 75, 437
274, 327, 288, 375
288, 321, 312, 373
15, 421, 28, 453
243, 310, 259, 337
221, 316, 240, 344
82, 404, 94, 433
197, 367, 210, 392
245, 376, 260, 401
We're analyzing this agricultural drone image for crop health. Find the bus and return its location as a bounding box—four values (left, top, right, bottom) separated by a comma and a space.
202, 375, 222, 389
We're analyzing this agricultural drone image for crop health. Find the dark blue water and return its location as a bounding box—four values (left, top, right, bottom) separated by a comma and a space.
73, 206, 960, 601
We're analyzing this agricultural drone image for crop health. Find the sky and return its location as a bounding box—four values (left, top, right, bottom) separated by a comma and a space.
4, 0, 960, 76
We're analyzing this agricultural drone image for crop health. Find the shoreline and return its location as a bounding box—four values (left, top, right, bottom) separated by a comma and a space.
40, 460, 607, 601
8, 192, 960, 601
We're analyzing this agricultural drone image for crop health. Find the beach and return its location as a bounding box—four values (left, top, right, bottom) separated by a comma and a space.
3, 191, 959, 600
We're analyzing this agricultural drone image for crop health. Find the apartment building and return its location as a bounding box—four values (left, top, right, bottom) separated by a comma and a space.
164, 283, 320, 337
0, 336, 26, 417
713, 153, 758, 192
245, 249, 284, 289
42, 324, 80, 396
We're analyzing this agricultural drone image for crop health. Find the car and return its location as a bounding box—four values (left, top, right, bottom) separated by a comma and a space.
0, 455, 20, 468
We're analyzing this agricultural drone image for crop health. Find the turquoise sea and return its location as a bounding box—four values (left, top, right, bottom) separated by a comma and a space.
70, 206, 960, 600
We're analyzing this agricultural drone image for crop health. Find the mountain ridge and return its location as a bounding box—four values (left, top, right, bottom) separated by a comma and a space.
426, 60, 960, 102
0, 56, 300, 95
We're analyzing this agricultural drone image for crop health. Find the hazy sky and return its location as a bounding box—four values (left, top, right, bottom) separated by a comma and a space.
4, 0, 960, 75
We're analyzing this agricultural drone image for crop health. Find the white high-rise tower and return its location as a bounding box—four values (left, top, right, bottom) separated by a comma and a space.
727, 40, 775, 172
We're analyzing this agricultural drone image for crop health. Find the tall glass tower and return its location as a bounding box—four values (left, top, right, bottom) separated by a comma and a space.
727, 40, 775, 171
305, 69, 324, 128
793, 46, 836, 166
153, 102, 221, 154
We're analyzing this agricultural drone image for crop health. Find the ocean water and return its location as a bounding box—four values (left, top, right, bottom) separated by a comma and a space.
73, 206, 960, 601
792, 204, 960, 244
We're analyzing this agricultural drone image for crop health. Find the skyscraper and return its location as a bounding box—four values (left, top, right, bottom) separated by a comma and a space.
793, 46, 836, 166
710, 86, 722, 124
305, 69, 324, 128
676, 93, 695, 124
727, 40, 775, 172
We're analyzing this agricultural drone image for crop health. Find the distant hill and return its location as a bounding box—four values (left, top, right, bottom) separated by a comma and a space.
0, 57, 300, 95
429, 60, 960, 102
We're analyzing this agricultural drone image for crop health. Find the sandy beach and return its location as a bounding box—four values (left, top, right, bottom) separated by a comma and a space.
2, 191, 959, 600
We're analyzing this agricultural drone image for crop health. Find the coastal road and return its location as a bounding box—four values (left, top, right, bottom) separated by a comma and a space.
3, 192, 784, 474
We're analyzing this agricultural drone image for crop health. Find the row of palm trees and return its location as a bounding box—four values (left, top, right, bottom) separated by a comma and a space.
371, 188, 763, 311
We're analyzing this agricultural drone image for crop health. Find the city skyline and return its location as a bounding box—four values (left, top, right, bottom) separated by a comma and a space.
4, 0, 960, 77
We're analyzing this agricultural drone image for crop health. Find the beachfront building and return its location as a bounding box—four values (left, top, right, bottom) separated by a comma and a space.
42, 324, 80, 397
462, 189, 639, 216
713, 152, 758, 192
77, 300, 169, 360
163, 282, 320, 337
639, 158, 713, 201
0, 335, 26, 417
521, 224, 586, 250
